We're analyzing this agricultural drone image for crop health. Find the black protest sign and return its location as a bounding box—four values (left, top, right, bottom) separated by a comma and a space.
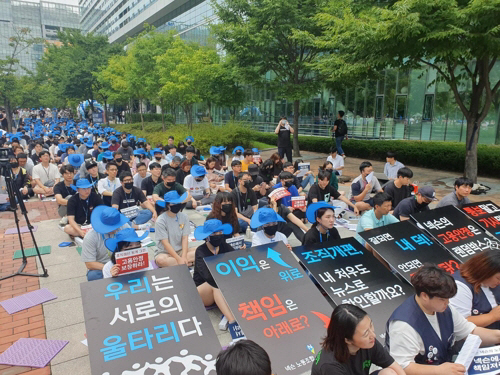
205, 241, 333, 375
292, 237, 412, 340
461, 201, 500, 241
411, 206, 500, 262
81, 266, 220, 375
358, 220, 461, 283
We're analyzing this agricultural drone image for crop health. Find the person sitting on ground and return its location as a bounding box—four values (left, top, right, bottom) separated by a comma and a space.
317, 161, 339, 190
183, 165, 215, 209
274, 170, 306, 219
384, 151, 405, 180
117, 140, 133, 162
153, 168, 189, 209
151, 148, 167, 167
206, 192, 242, 237
451, 250, 500, 329
303, 202, 341, 246
393, 186, 437, 221
181, 145, 199, 166
230, 172, 258, 233
30, 141, 44, 166
141, 162, 162, 197
312, 304, 405, 375
84, 160, 104, 195
54, 165, 76, 219
277, 162, 302, 192
327, 146, 344, 176
154, 191, 196, 267
81, 205, 129, 281
32, 150, 60, 197
176, 159, 192, 185
111, 171, 157, 225
250, 207, 291, 249
113, 151, 131, 175
224, 160, 242, 192
133, 162, 150, 189
309, 169, 360, 215
98, 161, 120, 206
165, 144, 182, 163
349, 161, 384, 212
232, 146, 244, 162
383, 167, 414, 209
292, 159, 315, 191
102, 228, 149, 278
216, 340, 271, 375
386, 264, 500, 375
247, 164, 268, 202
436, 177, 473, 209
241, 149, 254, 172
164, 155, 181, 173
177, 141, 187, 155
259, 159, 275, 186
269, 152, 283, 177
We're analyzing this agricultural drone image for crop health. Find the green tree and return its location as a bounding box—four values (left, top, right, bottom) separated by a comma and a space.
314, 0, 500, 182
211, 0, 327, 156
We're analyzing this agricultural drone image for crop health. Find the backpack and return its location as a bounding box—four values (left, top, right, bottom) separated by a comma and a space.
337, 120, 348, 136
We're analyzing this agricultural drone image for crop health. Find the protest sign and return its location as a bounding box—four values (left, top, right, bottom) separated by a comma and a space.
468, 345, 500, 375
120, 206, 140, 220
81, 267, 220, 375
268, 187, 291, 201
291, 196, 306, 209
205, 241, 333, 375
293, 238, 412, 339
225, 235, 245, 250
411, 206, 500, 261
358, 220, 461, 283
297, 163, 310, 177
115, 247, 149, 275
461, 201, 500, 241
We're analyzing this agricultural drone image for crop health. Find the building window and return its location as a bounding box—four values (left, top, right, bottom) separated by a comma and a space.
394, 95, 407, 119
423, 94, 434, 121
375, 96, 384, 119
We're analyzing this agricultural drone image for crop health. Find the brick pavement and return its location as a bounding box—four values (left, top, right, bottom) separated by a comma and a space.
0, 201, 60, 375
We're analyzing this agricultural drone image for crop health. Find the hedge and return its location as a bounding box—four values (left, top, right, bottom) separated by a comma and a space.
253, 132, 500, 177
125, 113, 175, 123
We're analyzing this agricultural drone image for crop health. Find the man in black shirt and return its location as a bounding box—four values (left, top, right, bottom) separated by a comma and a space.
112, 171, 157, 224
224, 160, 242, 191
64, 179, 103, 238
275, 116, 293, 162
247, 164, 268, 199
54, 165, 76, 218
230, 172, 258, 233
113, 151, 131, 175
181, 146, 199, 166
393, 186, 436, 221
141, 162, 162, 196
383, 167, 414, 209
161, 156, 181, 174
332, 110, 347, 157
85, 160, 104, 195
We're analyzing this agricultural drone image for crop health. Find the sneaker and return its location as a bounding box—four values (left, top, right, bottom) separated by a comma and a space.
228, 321, 245, 342
59, 216, 68, 225
219, 315, 229, 331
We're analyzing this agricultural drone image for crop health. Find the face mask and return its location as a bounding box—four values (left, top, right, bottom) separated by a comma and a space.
169, 204, 182, 214
116, 158, 123, 163
10, 162, 19, 168
236, 151, 242, 156
221, 204, 232, 214
208, 234, 225, 248
244, 180, 252, 188
122, 143, 129, 148
112, 140, 116, 144
187, 141, 192, 145
195, 177, 204, 182
284, 181, 293, 188
264, 224, 278, 236
155, 156, 162, 161
166, 181, 175, 187
124, 182, 133, 189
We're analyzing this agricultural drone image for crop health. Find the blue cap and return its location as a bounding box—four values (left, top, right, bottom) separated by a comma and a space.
138, 138, 146, 143
190, 165, 206, 177
68, 153, 85, 167
100, 141, 110, 149
101, 151, 114, 160
104, 228, 148, 252
109, 136, 118, 142
156, 191, 188, 208
232, 146, 244, 154
305, 202, 338, 224
250, 207, 286, 229
85, 140, 93, 148
194, 219, 232, 240
133, 149, 146, 156
209, 146, 223, 155
185, 136, 194, 142
71, 178, 95, 190
152, 148, 163, 155
90, 206, 129, 234
252, 148, 259, 153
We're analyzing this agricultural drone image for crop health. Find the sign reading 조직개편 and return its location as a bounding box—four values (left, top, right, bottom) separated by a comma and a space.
80, 266, 221, 375
205, 241, 333, 375
461, 201, 500, 241
358, 220, 462, 283
292, 237, 412, 339
411, 206, 500, 262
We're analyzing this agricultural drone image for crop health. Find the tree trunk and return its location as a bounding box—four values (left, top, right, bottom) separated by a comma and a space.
104, 99, 109, 125
464, 116, 479, 183
293, 99, 301, 157
4, 97, 14, 133
140, 100, 144, 131
160, 98, 165, 132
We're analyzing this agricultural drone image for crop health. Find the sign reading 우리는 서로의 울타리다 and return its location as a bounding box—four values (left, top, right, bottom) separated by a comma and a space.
80, 266, 221, 375
461, 201, 500, 241
205, 241, 334, 375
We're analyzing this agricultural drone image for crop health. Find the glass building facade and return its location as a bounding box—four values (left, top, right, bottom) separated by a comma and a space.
0, 0, 80, 75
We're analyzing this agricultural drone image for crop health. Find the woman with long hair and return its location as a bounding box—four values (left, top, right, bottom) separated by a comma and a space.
303, 202, 341, 245
451, 250, 500, 328
206, 192, 241, 237
176, 159, 192, 185
269, 152, 283, 177
293, 158, 315, 190
205, 157, 226, 194
312, 304, 405, 375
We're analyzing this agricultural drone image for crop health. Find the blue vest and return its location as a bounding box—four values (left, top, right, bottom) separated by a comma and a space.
385, 296, 455, 365
453, 271, 500, 329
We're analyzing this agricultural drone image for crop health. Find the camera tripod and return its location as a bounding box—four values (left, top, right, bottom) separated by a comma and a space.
0, 163, 48, 281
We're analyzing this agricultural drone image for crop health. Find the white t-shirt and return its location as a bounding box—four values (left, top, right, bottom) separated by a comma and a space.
251, 230, 288, 247
326, 154, 344, 175
450, 281, 498, 318
388, 304, 476, 369
32, 163, 61, 184
98, 177, 120, 195
232, 155, 244, 162
183, 175, 209, 197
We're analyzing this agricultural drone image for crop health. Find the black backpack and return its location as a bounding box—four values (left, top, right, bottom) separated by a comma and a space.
337, 119, 348, 136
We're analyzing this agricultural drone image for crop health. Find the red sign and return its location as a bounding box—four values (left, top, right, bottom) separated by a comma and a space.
115, 247, 149, 275
291, 196, 307, 209
269, 187, 291, 201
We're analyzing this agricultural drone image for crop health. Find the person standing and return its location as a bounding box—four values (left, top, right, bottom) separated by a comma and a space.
332, 110, 348, 158
275, 116, 294, 162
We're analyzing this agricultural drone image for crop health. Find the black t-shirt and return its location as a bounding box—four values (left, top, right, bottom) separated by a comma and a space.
176, 169, 190, 185
334, 118, 347, 137
307, 183, 341, 205
248, 175, 267, 199
393, 196, 430, 220
53, 181, 76, 200
180, 157, 199, 166
277, 124, 291, 148
116, 161, 131, 176
193, 242, 234, 287
141, 175, 162, 196
206, 212, 241, 237
230, 187, 257, 213
111, 186, 146, 210
311, 340, 394, 375
67, 192, 103, 225
383, 180, 412, 209
302, 225, 341, 246
277, 174, 301, 190
224, 171, 240, 190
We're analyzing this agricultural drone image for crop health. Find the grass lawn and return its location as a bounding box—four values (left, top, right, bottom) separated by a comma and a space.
251, 141, 276, 150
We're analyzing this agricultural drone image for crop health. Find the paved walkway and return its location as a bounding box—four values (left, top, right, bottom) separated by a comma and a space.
0, 149, 499, 375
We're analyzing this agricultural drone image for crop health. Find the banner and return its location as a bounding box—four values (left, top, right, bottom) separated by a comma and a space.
468, 345, 500, 375
461, 201, 500, 241
292, 238, 412, 339
205, 241, 333, 375
358, 220, 462, 283
81, 267, 220, 375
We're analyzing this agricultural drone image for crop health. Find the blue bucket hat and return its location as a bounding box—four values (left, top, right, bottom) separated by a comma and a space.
137, 137, 146, 143
68, 153, 85, 167
191, 165, 207, 177
90, 206, 129, 234
185, 136, 194, 143
101, 151, 114, 160
109, 135, 118, 142
100, 141, 110, 149
104, 228, 148, 252
252, 148, 259, 153
152, 148, 163, 155
85, 140, 93, 148
194, 219, 233, 240
232, 146, 244, 154
133, 149, 146, 156
305, 202, 338, 224
250, 207, 286, 229
156, 191, 188, 208
71, 178, 95, 190
209, 146, 223, 155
